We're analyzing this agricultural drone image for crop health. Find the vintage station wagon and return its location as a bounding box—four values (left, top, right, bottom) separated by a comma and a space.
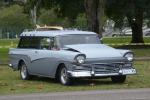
9, 30, 136, 85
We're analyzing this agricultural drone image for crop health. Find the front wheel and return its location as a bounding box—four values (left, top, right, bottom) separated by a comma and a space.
111, 75, 126, 83
59, 66, 72, 85
20, 62, 30, 80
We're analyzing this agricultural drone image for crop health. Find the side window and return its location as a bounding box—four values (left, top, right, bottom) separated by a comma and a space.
40, 38, 51, 49
18, 38, 28, 48
18, 37, 40, 49
40, 37, 58, 50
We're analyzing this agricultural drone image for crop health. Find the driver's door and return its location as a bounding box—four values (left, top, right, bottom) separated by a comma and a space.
29, 37, 58, 76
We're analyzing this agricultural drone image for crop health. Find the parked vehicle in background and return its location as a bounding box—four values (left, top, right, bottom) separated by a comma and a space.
121, 28, 132, 36
9, 30, 136, 85
145, 32, 150, 36
143, 28, 150, 36
109, 27, 150, 37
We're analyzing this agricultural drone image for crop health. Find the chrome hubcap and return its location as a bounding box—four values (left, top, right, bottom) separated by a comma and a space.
21, 65, 27, 79
60, 67, 68, 84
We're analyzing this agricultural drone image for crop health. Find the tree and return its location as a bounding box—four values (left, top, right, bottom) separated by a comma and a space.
53, 0, 85, 25
25, 0, 106, 35
38, 9, 70, 27
74, 13, 87, 30
25, 0, 85, 26
0, 1, 3, 7
84, 0, 105, 37
105, 0, 150, 43
0, 5, 33, 38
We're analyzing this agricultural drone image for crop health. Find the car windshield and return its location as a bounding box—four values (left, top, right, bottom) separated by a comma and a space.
58, 34, 100, 48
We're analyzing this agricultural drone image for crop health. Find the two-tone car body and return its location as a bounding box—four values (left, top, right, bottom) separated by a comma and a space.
9, 30, 136, 85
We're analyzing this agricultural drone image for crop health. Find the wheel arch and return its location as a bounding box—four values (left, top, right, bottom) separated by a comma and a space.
112, 34, 117, 37
18, 59, 25, 70
55, 63, 66, 78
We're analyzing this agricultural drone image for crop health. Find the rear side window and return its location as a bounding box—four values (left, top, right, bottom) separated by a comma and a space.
40, 38, 51, 49
18, 37, 58, 49
18, 37, 41, 49
40, 37, 57, 50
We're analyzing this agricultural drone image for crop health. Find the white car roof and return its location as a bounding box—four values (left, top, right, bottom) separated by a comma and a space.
20, 30, 96, 37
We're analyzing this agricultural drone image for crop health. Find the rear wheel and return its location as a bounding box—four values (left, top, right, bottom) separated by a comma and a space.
20, 62, 30, 80
111, 75, 126, 83
59, 66, 72, 85
112, 34, 117, 37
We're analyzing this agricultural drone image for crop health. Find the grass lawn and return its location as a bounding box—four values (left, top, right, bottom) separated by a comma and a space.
0, 61, 150, 94
132, 49, 150, 57
0, 39, 18, 47
103, 37, 150, 44
0, 48, 9, 63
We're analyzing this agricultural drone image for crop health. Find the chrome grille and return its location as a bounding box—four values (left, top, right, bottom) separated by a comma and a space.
74, 63, 132, 74
93, 64, 120, 74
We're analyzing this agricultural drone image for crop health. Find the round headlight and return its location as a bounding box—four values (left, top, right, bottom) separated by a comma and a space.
124, 52, 134, 61
75, 55, 86, 64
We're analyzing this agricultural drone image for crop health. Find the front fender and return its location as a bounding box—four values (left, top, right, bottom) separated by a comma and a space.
117, 49, 133, 57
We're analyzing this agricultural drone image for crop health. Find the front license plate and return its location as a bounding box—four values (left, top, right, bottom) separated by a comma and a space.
122, 69, 136, 74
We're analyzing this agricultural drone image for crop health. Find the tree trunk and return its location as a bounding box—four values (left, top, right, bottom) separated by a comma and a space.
84, 0, 99, 33
84, 0, 104, 37
98, 0, 105, 37
127, 9, 144, 43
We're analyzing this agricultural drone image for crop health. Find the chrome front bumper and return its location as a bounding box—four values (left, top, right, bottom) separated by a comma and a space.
68, 68, 136, 78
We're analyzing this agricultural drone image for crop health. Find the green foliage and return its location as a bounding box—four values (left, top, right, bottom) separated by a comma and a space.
105, 0, 150, 28
24, 0, 59, 19
54, 0, 84, 19
105, 0, 150, 43
74, 13, 87, 30
38, 9, 70, 27
38, 9, 58, 25
0, 5, 33, 37
25, 0, 85, 26
25, 0, 55, 13
0, 1, 3, 8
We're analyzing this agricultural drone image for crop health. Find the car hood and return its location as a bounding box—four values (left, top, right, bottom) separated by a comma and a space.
65, 44, 123, 58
